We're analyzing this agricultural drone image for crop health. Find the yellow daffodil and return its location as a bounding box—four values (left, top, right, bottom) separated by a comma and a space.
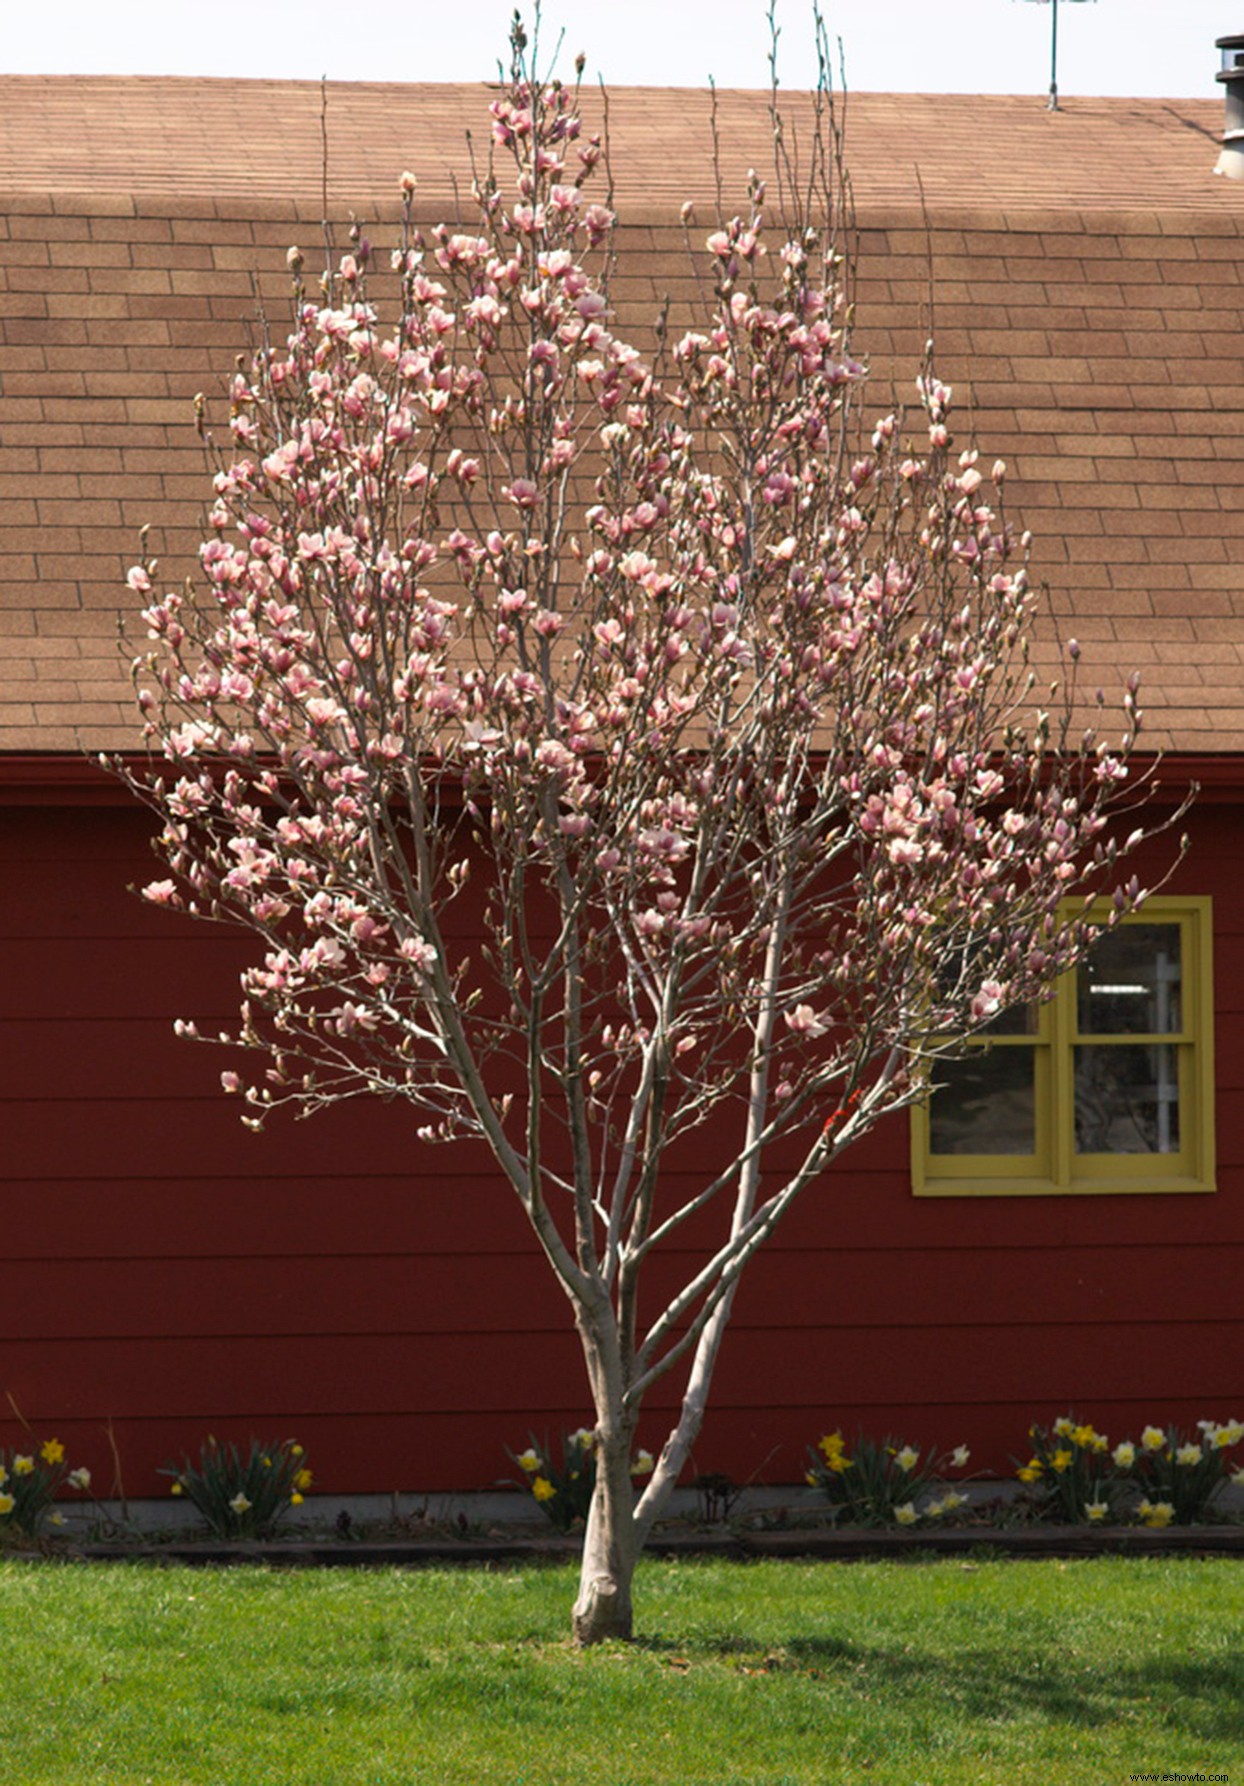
0, 1466, 7, 1488
805, 1471, 818, 1488
291, 1444, 304, 1457
40, 1439, 65, 1466
1138, 1499, 1174, 1529
531, 1476, 556, 1502
0, 1493, 13, 1516
817, 1432, 851, 1472
171, 1481, 184, 1496
294, 1468, 313, 1491
1071, 1424, 1097, 1448
1051, 1449, 1073, 1473
290, 1492, 304, 1506
1197, 1419, 1241, 1450
1016, 1461, 1042, 1484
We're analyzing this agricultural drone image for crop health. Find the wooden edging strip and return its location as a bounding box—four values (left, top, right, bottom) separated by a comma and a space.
42, 1523, 1244, 1568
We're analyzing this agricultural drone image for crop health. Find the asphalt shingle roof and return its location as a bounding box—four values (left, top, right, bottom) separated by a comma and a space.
2, 79, 1242, 752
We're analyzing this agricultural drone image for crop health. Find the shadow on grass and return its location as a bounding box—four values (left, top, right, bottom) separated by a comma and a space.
633, 1630, 1244, 1744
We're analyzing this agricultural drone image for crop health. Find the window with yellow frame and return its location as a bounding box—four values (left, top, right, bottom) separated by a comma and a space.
912, 897, 1215, 1196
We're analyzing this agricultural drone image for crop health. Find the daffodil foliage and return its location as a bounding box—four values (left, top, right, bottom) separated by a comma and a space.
118, 29, 1163, 1641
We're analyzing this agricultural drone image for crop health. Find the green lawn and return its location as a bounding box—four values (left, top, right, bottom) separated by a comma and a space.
0, 1554, 1239, 1784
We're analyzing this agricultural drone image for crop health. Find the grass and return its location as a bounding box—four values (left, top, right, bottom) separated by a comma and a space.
0, 1553, 1240, 1784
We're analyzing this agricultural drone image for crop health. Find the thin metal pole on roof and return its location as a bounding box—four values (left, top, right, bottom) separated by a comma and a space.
1017, 0, 1097, 111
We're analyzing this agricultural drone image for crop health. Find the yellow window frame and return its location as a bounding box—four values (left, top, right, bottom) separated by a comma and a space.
911, 896, 1215, 1197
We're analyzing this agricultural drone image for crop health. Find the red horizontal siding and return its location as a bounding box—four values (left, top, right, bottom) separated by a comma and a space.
5, 1328, 1237, 1496
3, 1160, 1241, 1256
6, 1324, 1238, 1425
1, 800, 1240, 1492
1, 1246, 1241, 1340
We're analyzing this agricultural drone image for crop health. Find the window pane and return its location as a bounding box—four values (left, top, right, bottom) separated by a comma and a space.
981, 999, 1040, 1038
1077, 925, 1181, 1035
1074, 1044, 1181, 1154
929, 1047, 1035, 1155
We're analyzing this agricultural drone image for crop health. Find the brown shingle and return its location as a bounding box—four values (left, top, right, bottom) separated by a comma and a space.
3, 78, 1244, 752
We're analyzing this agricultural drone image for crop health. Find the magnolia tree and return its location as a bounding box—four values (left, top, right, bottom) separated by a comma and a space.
117, 28, 1166, 1642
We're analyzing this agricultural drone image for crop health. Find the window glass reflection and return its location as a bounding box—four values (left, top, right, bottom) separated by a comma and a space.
1077, 925, 1181, 1035
930, 1048, 1035, 1156
1074, 1044, 1180, 1154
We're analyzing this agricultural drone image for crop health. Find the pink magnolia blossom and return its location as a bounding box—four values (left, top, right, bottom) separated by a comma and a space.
785, 1006, 829, 1038
971, 981, 1006, 1022
111, 40, 1165, 1648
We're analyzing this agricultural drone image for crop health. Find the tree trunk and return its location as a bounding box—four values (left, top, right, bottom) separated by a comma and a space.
572, 1440, 638, 1645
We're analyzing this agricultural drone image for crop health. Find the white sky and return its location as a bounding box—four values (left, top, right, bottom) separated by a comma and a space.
4, 1, 1238, 98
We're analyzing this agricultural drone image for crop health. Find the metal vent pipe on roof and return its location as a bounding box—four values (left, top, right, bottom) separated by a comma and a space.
1214, 34, 1244, 178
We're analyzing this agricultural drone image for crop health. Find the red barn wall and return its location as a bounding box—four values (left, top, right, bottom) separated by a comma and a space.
1, 780, 1239, 1496
4, 87, 1244, 1492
